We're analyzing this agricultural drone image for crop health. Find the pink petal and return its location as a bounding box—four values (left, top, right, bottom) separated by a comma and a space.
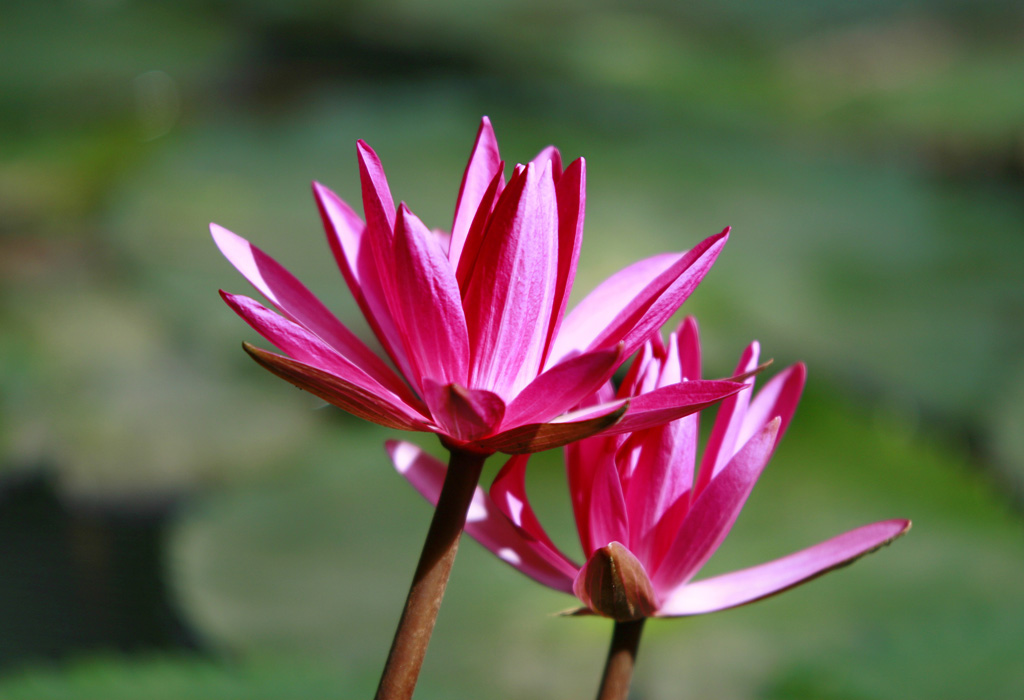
422, 380, 505, 444
356, 140, 396, 244
391, 204, 470, 389
388, 441, 577, 593
623, 413, 697, 570
313, 181, 413, 381
243, 343, 430, 431
652, 418, 780, 592
450, 117, 502, 267
490, 455, 569, 558
604, 379, 745, 435
501, 346, 621, 428
541, 157, 586, 365
211, 223, 414, 403
738, 362, 807, 448
696, 341, 761, 495
454, 167, 505, 294
656, 519, 912, 616
586, 446, 630, 555
566, 432, 614, 559
473, 400, 627, 455
549, 228, 729, 366
531, 145, 563, 177
462, 162, 559, 399
221, 291, 428, 418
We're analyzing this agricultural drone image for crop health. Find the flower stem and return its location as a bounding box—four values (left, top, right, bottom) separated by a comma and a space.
595, 618, 647, 700
374, 447, 488, 700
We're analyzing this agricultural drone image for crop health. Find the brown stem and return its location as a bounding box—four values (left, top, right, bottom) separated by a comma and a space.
374, 447, 488, 700
595, 618, 647, 700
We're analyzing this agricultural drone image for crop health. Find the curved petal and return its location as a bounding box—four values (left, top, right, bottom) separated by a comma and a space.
211, 224, 414, 404
604, 379, 744, 435
738, 362, 807, 448
221, 292, 424, 413
388, 441, 577, 593
422, 380, 505, 443
696, 341, 761, 495
490, 455, 572, 561
652, 418, 780, 592
312, 181, 413, 381
549, 228, 729, 366
455, 167, 505, 294
587, 448, 630, 554
463, 161, 559, 398
657, 519, 912, 616
473, 400, 627, 455
391, 204, 470, 390
450, 116, 502, 267
243, 344, 430, 431
542, 157, 586, 365
502, 346, 621, 428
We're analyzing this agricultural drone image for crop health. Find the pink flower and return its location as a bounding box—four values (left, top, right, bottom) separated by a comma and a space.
213, 119, 743, 454
390, 317, 910, 619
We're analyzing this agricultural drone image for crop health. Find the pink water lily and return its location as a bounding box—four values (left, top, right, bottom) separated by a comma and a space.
391, 317, 910, 619
213, 118, 742, 454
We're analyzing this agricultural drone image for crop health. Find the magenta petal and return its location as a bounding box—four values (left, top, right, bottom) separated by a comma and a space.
502, 346, 621, 428
738, 362, 807, 448
550, 228, 729, 366
422, 380, 505, 443
244, 344, 429, 431
541, 157, 586, 365
696, 341, 761, 494
391, 205, 470, 389
450, 117, 502, 267
657, 519, 912, 616
473, 401, 627, 455
313, 181, 413, 381
211, 224, 414, 403
604, 379, 745, 435
652, 419, 780, 591
490, 455, 568, 557
356, 140, 396, 244
587, 448, 630, 554
454, 167, 505, 295
463, 162, 559, 398
388, 441, 577, 593
624, 415, 697, 569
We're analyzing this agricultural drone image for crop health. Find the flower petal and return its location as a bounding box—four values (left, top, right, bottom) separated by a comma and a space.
473, 401, 627, 455
587, 448, 630, 554
243, 343, 430, 431
454, 167, 505, 295
604, 379, 745, 435
549, 228, 729, 366
490, 455, 572, 561
450, 116, 502, 267
388, 440, 577, 592
422, 380, 505, 443
211, 223, 414, 403
502, 346, 621, 428
463, 161, 559, 398
738, 362, 807, 449
656, 520, 912, 616
541, 157, 586, 365
696, 341, 761, 495
312, 181, 413, 381
391, 204, 470, 389
652, 418, 780, 591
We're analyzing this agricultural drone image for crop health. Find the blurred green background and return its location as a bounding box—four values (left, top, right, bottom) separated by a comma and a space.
1, 0, 1023, 698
